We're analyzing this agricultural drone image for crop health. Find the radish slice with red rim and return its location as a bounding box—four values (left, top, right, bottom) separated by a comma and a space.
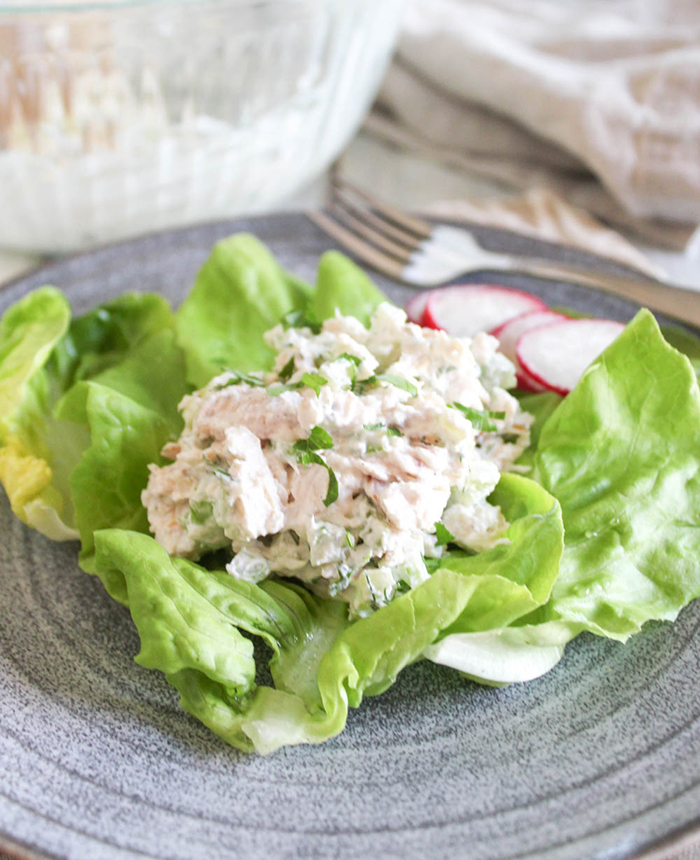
491, 310, 569, 364
517, 318, 626, 395
424, 284, 548, 336
406, 291, 432, 325
516, 366, 547, 393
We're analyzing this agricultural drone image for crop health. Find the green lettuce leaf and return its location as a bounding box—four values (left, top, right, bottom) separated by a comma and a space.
0, 288, 179, 540
93, 529, 352, 750
310, 251, 385, 327
92, 473, 562, 754
433, 474, 564, 634
659, 324, 700, 377
51, 329, 187, 573
0, 287, 75, 538
533, 309, 700, 640
515, 390, 563, 469
427, 313, 700, 681
422, 474, 568, 682
175, 234, 312, 387
48, 292, 175, 391
423, 620, 575, 685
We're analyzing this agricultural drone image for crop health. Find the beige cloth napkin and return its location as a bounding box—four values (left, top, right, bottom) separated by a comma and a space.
373, 0, 700, 251
421, 188, 665, 277
337, 132, 669, 278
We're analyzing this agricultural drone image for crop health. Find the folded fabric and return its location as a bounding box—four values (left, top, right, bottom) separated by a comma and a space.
337, 130, 667, 277
422, 188, 664, 277
372, 0, 700, 250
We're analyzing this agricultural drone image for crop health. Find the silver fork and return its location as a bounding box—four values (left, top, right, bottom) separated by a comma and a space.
307, 177, 700, 328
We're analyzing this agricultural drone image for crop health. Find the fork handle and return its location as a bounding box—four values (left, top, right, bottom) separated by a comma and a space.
502, 257, 700, 329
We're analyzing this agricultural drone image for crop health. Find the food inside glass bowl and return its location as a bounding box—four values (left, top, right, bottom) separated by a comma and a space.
1, 234, 700, 755
0, 0, 402, 253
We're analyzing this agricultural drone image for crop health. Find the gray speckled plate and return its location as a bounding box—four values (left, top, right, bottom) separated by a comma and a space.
1, 214, 699, 860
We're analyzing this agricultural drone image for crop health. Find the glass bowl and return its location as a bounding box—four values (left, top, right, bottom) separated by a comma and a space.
0, 0, 402, 253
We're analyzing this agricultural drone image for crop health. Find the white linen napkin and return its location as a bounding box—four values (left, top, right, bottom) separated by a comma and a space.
372, 0, 700, 251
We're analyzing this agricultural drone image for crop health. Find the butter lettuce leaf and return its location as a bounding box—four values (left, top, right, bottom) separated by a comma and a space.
423, 620, 575, 686
174, 237, 385, 389
92, 474, 562, 754
52, 328, 187, 573
49, 292, 175, 391
310, 251, 385, 327
429, 312, 700, 680
659, 324, 700, 377
433, 474, 564, 634
515, 390, 563, 469
93, 529, 352, 751
175, 234, 312, 388
532, 309, 700, 640
0, 287, 76, 538
0, 286, 70, 447
0, 287, 185, 551
423, 474, 568, 683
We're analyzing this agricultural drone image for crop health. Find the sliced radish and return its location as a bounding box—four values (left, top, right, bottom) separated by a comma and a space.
517, 365, 547, 393
406, 290, 433, 325
517, 318, 626, 395
424, 284, 548, 337
491, 310, 568, 364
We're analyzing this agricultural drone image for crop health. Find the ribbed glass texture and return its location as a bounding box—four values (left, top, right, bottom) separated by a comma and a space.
0, 0, 402, 252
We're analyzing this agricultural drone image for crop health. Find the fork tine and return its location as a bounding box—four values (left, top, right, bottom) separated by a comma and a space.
332, 175, 432, 239
307, 211, 405, 281
332, 186, 424, 253
327, 196, 414, 264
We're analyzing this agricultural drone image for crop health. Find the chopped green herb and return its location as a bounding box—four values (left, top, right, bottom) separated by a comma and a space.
363, 422, 403, 437
324, 465, 338, 507
267, 383, 294, 397
375, 373, 418, 397
296, 449, 318, 466
300, 372, 328, 396
452, 403, 506, 432
281, 309, 321, 334
501, 432, 520, 444
214, 467, 231, 479
268, 372, 328, 397
293, 428, 337, 506
333, 352, 362, 384
189, 500, 213, 525
394, 581, 411, 595
308, 426, 333, 450
328, 564, 353, 597
278, 356, 296, 382
337, 352, 362, 370
293, 426, 333, 453
353, 374, 418, 397
365, 574, 385, 604
289, 530, 300, 545
435, 522, 455, 546
345, 530, 355, 548
215, 371, 265, 389
314, 454, 338, 506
